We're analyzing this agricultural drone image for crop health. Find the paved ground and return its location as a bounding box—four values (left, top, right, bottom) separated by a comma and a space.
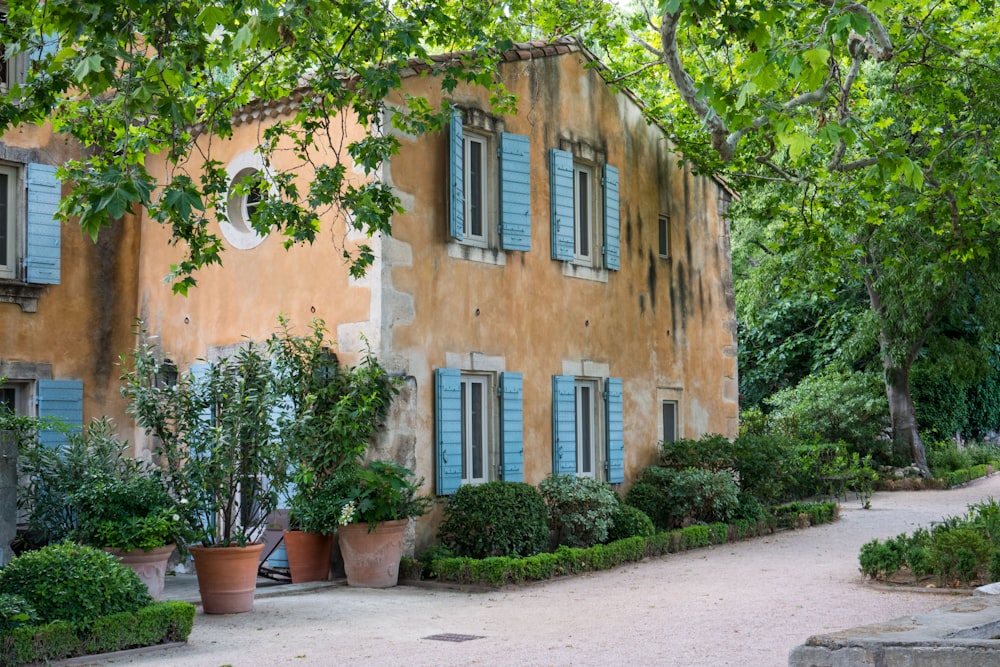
96, 474, 1000, 667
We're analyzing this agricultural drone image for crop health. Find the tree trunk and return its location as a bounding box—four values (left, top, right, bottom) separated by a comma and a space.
884, 364, 930, 476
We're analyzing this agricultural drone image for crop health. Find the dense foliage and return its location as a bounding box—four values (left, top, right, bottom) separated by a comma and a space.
538, 475, 619, 548
859, 499, 1000, 586
625, 467, 740, 531
438, 482, 549, 559
604, 504, 655, 543
0, 543, 152, 626
0, 0, 516, 293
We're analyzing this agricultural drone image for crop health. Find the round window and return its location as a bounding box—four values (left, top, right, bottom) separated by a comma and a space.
220, 152, 270, 250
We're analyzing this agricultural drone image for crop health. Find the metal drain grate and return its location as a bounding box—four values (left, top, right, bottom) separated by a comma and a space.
423, 633, 485, 643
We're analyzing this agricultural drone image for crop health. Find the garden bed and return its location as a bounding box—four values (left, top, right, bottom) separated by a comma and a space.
412, 501, 839, 588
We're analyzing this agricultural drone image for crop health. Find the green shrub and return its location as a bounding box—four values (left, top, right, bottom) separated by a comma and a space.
859, 536, 908, 579
0, 543, 152, 625
605, 504, 655, 543
627, 466, 740, 530
660, 434, 734, 471
730, 433, 798, 504
17, 418, 140, 545
623, 482, 668, 529
0, 594, 38, 635
930, 525, 991, 585
539, 475, 619, 548
765, 367, 890, 459
438, 482, 548, 558
928, 441, 973, 476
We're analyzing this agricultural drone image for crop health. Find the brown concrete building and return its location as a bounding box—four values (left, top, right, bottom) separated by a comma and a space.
2, 37, 738, 547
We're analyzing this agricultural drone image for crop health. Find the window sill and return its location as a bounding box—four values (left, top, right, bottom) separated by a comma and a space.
561, 262, 608, 283
0, 281, 44, 313
447, 241, 507, 266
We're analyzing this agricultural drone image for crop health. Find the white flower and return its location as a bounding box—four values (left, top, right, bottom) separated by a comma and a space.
338, 501, 357, 527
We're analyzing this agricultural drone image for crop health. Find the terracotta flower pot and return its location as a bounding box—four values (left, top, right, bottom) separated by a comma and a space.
338, 519, 407, 588
190, 542, 265, 614
282, 529, 333, 583
104, 544, 176, 601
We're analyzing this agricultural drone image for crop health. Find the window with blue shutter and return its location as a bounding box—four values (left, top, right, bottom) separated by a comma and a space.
449, 113, 464, 241
499, 372, 524, 482
602, 164, 620, 271
605, 377, 624, 483
37, 379, 82, 448
435, 368, 463, 495
551, 375, 577, 475
499, 133, 531, 251
25, 163, 61, 284
550, 150, 575, 261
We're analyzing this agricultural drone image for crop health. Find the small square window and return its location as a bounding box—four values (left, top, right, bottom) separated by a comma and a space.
658, 215, 670, 259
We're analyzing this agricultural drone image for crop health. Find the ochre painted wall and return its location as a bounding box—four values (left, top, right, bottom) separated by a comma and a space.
380, 49, 739, 547
0, 125, 140, 439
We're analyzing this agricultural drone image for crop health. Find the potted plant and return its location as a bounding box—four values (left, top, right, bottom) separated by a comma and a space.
70, 472, 189, 600
336, 460, 430, 588
269, 318, 399, 582
122, 332, 289, 613
16, 416, 188, 599
281, 467, 352, 583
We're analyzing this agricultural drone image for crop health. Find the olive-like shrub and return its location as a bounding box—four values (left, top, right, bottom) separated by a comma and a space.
0, 543, 152, 625
438, 481, 549, 559
539, 475, 619, 548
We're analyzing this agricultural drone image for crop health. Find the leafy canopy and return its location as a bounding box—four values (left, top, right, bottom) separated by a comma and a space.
0, 0, 514, 293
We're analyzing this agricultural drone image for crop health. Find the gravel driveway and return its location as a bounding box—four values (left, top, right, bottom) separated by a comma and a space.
105, 474, 1000, 667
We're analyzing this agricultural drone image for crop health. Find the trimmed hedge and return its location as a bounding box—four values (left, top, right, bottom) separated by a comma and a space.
941, 462, 997, 488
0, 600, 195, 665
426, 501, 838, 587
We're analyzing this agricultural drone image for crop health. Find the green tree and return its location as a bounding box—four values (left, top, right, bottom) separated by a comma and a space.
552, 0, 1000, 474
0, 0, 515, 294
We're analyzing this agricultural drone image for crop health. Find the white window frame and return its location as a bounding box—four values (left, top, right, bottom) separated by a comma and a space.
460, 374, 491, 485
463, 133, 489, 248
0, 162, 17, 280
573, 164, 594, 266
574, 379, 598, 477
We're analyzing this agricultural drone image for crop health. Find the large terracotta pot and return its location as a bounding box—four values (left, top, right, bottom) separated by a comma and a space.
104, 544, 176, 601
338, 519, 407, 588
190, 542, 265, 614
282, 529, 333, 583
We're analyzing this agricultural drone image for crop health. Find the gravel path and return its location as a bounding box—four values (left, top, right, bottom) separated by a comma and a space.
108, 474, 1000, 667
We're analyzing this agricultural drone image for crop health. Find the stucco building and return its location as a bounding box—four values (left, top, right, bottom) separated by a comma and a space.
2, 37, 738, 547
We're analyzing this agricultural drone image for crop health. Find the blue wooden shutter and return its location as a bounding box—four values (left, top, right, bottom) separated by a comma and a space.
552, 375, 576, 475
499, 372, 524, 482
449, 113, 464, 241
37, 379, 83, 448
549, 149, 574, 261
435, 368, 462, 495
500, 133, 531, 251
25, 163, 61, 284
605, 377, 624, 483
603, 164, 621, 271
